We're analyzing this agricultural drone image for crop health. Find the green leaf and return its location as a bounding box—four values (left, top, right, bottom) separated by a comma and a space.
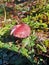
0, 42, 4, 48
40, 23, 48, 28
11, 44, 19, 52
44, 40, 49, 48
20, 48, 28, 57
37, 44, 47, 52
22, 37, 30, 47
3, 43, 10, 49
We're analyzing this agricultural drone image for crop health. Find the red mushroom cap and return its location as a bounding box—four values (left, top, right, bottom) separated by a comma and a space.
10, 24, 31, 38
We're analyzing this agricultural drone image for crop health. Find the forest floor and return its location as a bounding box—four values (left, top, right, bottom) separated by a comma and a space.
0, 0, 49, 65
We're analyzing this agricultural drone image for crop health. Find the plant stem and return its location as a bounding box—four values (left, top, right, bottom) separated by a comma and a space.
4, 7, 6, 22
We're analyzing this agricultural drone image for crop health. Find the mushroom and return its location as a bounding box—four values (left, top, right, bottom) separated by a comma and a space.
10, 23, 31, 38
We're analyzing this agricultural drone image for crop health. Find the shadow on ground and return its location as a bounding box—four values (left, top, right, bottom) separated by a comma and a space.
0, 48, 32, 65
0, 30, 21, 44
